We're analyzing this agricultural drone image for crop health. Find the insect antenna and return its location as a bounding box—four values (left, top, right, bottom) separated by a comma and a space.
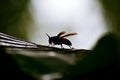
57, 31, 66, 37
46, 33, 50, 38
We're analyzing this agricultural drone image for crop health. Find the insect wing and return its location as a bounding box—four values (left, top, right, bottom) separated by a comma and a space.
57, 31, 66, 36
61, 33, 77, 37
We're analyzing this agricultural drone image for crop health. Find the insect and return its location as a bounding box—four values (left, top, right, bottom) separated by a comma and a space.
46, 31, 77, 48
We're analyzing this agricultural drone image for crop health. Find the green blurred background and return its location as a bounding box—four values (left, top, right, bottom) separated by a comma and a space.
0, 0, 119, 80
0, 0, 31, 40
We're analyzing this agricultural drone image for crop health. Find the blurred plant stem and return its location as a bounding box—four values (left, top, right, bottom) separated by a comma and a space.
0, 0, 32, 40
99, 0, 120, 71
99, 0, 120, 38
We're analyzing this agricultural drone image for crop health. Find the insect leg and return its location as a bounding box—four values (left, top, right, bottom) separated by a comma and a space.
60, 43, 64, 49
68, 45, 72, 49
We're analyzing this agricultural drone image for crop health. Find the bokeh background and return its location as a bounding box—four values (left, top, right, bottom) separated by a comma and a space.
29, 0, 107, 49
0, 0, 119, 80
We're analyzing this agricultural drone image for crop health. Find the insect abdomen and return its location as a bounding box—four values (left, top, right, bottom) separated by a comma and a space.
61, 38, 72, 46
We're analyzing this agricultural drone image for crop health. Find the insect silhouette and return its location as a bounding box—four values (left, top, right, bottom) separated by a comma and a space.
46, 31, 77, 48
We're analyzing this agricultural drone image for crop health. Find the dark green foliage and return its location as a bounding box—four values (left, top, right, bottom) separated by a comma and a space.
0, 0, 30, 39
11, 54, 71, 76
0, 0, 35, 79
100, 0, 120, 37
60, 33, 118, 80
0, 47, 35, 80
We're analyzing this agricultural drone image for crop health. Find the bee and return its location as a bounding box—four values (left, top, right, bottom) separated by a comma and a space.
46, 31, 77, 48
